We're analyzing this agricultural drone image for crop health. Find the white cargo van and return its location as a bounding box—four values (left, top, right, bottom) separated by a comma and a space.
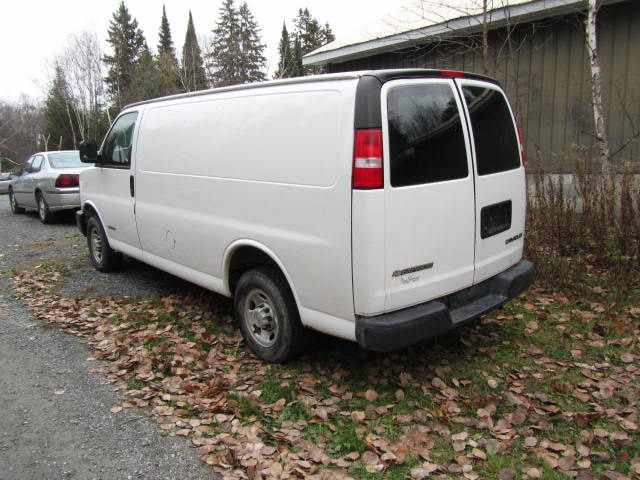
77, 69, 534, 362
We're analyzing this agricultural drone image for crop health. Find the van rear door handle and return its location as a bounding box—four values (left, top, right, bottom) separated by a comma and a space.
129, 175, 135, 197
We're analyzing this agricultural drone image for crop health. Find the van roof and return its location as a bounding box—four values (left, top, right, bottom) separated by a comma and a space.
123, 69, 499, 110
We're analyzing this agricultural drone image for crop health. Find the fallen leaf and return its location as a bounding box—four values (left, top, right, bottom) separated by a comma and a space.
499, 468, 515, 480
351, 410, 365, 422
526, 467, 541, 478
364, 389, 379, 402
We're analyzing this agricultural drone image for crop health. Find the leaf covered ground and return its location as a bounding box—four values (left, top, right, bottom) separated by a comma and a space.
11, 262, 640, 480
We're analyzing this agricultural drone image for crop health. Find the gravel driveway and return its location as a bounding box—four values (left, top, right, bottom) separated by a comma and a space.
0, 199, 218, 480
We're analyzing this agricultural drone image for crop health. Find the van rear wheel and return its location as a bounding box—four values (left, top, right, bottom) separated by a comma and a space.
234, 268, 305, 363
86, 215, 122, 272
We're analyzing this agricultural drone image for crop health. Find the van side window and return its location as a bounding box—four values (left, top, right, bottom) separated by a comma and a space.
462, 86, 520, 175
101, 112, 138, 167
388, 84, 468, 187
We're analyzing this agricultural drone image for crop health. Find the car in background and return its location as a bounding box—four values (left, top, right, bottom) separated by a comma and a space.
0, 173, 15, 194
8, 150, 92, 223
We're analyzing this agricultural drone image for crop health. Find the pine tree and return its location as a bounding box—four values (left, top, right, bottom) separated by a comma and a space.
131, 42, 162, 101
207, 0, 241, 87
103, 1, 147, 110
156, 5, 180, 96
290, 8, 334, 76
275, 22, 293, 78
157, 5, 176, 59
322, 22, 335, 44
294, 8, 322, 55
181, 11, 207, 92
237, 2, 266, 83
44, 64, 78, 150
290, 34, 304, 77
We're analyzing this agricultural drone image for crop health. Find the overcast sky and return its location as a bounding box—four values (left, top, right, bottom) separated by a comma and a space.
0, 0, 393, 102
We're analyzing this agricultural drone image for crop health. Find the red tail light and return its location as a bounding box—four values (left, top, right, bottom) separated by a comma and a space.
353, 129, 383, 189
439, 69, 465, 78
516, 124, 527, 168
55, 174, 79, 188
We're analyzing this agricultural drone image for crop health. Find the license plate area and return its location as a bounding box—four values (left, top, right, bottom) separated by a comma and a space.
480, 200, 512, 239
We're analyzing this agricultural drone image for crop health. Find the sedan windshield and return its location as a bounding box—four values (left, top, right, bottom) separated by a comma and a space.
48, 151, 87, 169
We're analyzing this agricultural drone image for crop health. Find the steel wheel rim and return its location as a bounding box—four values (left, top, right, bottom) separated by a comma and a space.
38, 198, 46, 220
91, 228, 103, 264
243, 289, 279, 348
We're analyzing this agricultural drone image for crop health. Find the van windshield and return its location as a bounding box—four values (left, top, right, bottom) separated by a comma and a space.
48, 151, 86, 169
462, 86, 520, 175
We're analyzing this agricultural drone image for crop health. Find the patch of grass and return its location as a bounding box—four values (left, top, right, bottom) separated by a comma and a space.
477, 453, 522, 479
143, 336, 166, 351
281, 400, 310, 422
303, 422, 333, 444
127, 378, 146, 390
228, 392, 260, 419
260, 375, 294, 404
350, 457, 419, 480
429, 437, 455, 465
374, 416, 401, 442
326, 421, 367, 457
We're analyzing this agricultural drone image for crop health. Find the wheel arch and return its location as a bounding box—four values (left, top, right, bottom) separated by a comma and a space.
223, 240, 302, 311
81, 200, 108, 237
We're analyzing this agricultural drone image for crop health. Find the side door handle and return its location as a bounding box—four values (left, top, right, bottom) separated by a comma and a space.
129, 175, 135, 198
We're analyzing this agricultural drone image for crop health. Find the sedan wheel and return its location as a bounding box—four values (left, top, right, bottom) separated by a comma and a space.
37, 195, 53, 224
9, 190, 24, 214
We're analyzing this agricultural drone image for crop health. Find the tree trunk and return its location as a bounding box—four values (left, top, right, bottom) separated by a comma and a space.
482, 0, 489, 74
585, 0, 610, 175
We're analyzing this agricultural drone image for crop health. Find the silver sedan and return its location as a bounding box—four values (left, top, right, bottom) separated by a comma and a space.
0, 173, 15, 194
8, 151, 93, 224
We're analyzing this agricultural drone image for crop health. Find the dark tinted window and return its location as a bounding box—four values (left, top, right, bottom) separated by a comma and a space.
388, 84, 468, 187
101, 112, 138, 167
463, 86, 520, 175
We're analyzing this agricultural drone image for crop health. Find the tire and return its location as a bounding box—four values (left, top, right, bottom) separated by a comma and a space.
86, 215, 122, 272
234, 267, 306, 363
36, 193, 54, 224
8, 189, 25, 214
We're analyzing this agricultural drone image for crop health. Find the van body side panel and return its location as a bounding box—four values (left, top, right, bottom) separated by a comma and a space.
134, 80, 357, 325
352, 190, 386, 315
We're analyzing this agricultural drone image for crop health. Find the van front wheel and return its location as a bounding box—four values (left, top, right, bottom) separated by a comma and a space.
234, 268, 305, 363
86, 215, 122, 272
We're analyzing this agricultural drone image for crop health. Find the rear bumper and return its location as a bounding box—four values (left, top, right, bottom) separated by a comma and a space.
356, 260, 536, 352
75, 210, 87, 236
45, 190, 80, 211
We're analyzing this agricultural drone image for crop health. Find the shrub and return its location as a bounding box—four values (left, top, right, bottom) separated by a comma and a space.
525, 156, 640, 300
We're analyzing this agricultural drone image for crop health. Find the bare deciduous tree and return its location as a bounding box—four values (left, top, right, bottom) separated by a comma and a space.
584, 0, 610, 175
58, 32, 106, 142
0, 97, 44, 166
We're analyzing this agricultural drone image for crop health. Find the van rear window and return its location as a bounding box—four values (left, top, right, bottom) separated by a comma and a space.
462, 86, 520, 175
388, 84, 468, 187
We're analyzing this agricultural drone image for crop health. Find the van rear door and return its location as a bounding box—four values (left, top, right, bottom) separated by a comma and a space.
456, 80, 526, 283
381, 79, 476, 311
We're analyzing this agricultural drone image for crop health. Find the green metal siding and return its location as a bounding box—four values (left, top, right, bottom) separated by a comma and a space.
327, 1, 639, 172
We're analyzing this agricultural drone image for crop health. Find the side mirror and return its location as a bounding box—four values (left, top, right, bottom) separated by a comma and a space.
79, 141, 98, 163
